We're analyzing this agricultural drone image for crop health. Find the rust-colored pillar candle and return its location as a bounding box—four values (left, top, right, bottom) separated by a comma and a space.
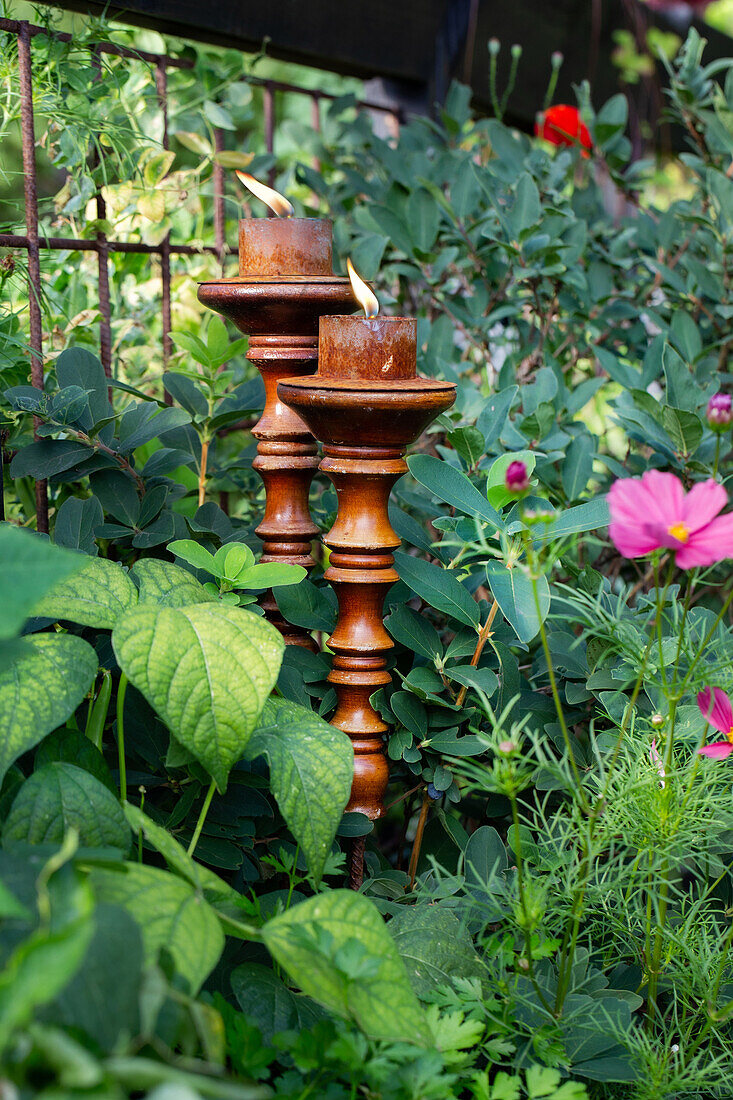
198, 181, 355, 649
238, 218, 332, 277
278, 314, 456, 817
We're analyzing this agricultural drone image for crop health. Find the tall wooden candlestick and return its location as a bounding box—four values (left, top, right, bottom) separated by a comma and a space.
279, 316, 456, 817
198, 218, 355, 650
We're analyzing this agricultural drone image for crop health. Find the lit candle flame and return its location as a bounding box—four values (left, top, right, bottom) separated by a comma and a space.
347, 258, 379, 319
236, 171, 294, 217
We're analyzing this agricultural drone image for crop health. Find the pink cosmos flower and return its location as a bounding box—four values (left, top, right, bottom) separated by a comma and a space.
608, 471, 733, 568
696, 687, 733, 760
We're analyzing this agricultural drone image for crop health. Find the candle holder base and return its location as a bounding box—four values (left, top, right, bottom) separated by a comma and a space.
198, 277, 354, 651
278, 376, 456, 818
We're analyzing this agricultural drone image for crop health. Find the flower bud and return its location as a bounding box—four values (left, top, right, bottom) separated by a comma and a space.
505, 459, 530, 494
651, 713, 664, 727
488, 38, 500, 56
551, 51, 564, 69
511, 44, 522, 60
0, 254, 15, 276
498, 739, 517, 755
707, 393, 732, 432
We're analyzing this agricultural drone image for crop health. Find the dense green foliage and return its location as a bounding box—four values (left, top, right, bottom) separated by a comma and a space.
1, 14, 733, 1100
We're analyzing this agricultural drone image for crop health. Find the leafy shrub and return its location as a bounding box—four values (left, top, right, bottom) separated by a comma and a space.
1, 21, 733, 1100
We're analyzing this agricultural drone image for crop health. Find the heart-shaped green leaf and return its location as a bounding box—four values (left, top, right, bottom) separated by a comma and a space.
32, 557, 138, 629
246, 699, 353, 883
388, 906, 482, 999
263, 890, 429, 1045
90, 863, 224, 993
3, 763, 130, 850
112, 604, 283, 791
0, 635, 98, 785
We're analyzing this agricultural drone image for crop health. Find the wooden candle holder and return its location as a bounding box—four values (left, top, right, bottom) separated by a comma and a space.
279, 317, 456, 817
198, 225, 354, 650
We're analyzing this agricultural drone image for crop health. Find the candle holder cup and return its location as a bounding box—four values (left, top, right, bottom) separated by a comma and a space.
278, 316, 456, 817
198, 220, 355, 650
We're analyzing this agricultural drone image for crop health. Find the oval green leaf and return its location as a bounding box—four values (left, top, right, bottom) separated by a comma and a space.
394, 551, 479, 631
486, 561, 550, 643
131, 559, 216, 608
3, 763, 130, 850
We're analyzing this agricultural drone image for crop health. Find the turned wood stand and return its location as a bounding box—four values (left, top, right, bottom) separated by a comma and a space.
198, 276, 354, 650
279, 319, 456, 817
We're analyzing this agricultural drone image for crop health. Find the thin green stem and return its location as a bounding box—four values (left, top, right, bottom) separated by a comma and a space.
116, 672, 128, 803
529, 565, 586, 805
713, 434, 721, 479
509, 786, 555, 1017
187, 778, 217, 857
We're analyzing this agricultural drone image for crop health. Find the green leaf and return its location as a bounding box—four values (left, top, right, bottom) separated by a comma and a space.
53, 497, 103, 556
486, 561, 549, 643
231, 963, 299, 1044
262, 891, 429, 1044
10, 440, 94, 479
245, 699, 353, 883
131, 559, 217, 608
0, 635, 98, 785
123, 804, 245, 912
536, 498, 609, 541
388, 906, 481, 999
90, 863, 224, 993
118, 405, 191, 454
50, 903, 143, 1051
32, 556, 138, 629
561, 434, 596, 500
169, 538, 217, 575
3, 763, 129, 850
406, 188, 441, 252
512, 172, 541, 234
407, 454, 504, 531
56, 347, 114, 441
0, 873, 94, 1053
385, 604, 443, 661
395, 552, 479, 630
448, 426, 485, 468
0, 526, 86, 641
275, 579, 337, 633
112, 604, 284, 791
235, 563, 307, 590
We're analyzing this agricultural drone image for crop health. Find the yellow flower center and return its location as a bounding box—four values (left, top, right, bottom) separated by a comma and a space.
727, 727, 733, 745
668, 522, 690, 544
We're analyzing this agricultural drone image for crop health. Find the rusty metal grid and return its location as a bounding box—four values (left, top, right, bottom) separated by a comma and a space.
0, 16, 402, 531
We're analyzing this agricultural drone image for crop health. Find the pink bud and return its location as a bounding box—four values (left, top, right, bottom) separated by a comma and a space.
707, 393, 732, 432
505, 460, 530, 494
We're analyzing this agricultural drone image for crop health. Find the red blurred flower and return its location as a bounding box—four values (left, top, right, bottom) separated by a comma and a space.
535, 105, 592, 157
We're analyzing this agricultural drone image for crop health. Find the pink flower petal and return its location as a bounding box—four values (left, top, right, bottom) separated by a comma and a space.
697, 742, 733, 760
681, 480, 727, 534
639, 471, 687, 524
697, 687, 733, 737
675, 513, 733, 569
